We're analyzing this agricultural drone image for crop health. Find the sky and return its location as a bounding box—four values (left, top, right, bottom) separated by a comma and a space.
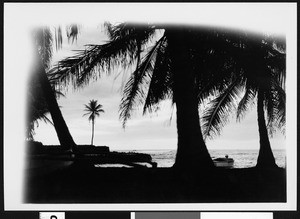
32, 24, 286, 151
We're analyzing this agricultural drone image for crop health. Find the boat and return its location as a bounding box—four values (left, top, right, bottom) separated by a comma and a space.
213, 155, 234, 168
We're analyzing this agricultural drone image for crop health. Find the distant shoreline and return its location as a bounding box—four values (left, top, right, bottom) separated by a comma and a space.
117, 148, 286, 151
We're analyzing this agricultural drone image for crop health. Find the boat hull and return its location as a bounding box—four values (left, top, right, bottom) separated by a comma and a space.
213, 161, 234, 168
213, 157, 234, 168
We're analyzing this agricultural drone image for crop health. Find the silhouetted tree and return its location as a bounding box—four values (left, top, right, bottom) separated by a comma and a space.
242, 37, 285, 168
49, 23, 272, 171
201, 34, 285, 169
83, 100, 105, 145
26, 72, 64, 140
30, 26, 79, 151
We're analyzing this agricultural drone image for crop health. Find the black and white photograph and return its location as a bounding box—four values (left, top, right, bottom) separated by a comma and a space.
3, 3, 297, 212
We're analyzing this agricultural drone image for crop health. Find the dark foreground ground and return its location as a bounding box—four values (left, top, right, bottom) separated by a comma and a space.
24, 161, 286, 203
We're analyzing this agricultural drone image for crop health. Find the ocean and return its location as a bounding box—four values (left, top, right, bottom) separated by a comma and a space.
123, 149, 286, 168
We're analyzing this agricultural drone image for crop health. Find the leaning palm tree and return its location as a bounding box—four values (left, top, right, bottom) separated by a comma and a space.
83, 100, 105, 145
26, 71, 65, 140
201, 34, 286, 168
30, 26, 79, 151
49, 23, 267, 171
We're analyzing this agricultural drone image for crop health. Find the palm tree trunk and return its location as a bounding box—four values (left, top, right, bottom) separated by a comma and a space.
91, 120, 94, 145
166, 28, 214, 171
256, 91, 278, 168
35, 57, 76, 152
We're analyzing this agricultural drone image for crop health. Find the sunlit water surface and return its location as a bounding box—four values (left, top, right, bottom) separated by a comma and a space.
121, 149, 286, 168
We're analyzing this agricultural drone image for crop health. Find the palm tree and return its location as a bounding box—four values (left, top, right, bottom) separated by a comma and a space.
201, 34, 286, 168
241, 37, 285, 168
49, 23, 266, 171
30, 26, 79, 151
83, 100, 105, 145
26, 71, 64, 140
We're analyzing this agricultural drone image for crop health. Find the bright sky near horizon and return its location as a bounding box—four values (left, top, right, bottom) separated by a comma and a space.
32, 24, 286, 151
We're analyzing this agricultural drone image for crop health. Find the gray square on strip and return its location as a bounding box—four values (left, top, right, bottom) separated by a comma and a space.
39, 212, 65, 219
135, 212, 200, 219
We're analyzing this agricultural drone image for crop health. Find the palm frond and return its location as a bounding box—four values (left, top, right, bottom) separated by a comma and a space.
266, 78, 286, 135
275, 85, 286, 133
118, 37, 161, 127
197, 61, 240, 105
260, 38, 286, 136
49, 24, 156, 91
83, 104, 92, 111
39, 114, 54, 126
236, 84, 257, 122
201, 78, 242, 140
105, 22, 156, 45
190, 30, 248, 104
34, 27, 53, 69
54, 26, 63, 51
142, 35, 172, 114
83, 112, 91, 117
94, 103, 103, 110
66, 24, 80, 43
266, 52, 286, 90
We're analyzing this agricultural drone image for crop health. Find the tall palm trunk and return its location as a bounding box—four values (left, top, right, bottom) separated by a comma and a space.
91, 119, 94, 145
256, 90, 278, 168
166, 29, 214, 171
35, 57, 76, 152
